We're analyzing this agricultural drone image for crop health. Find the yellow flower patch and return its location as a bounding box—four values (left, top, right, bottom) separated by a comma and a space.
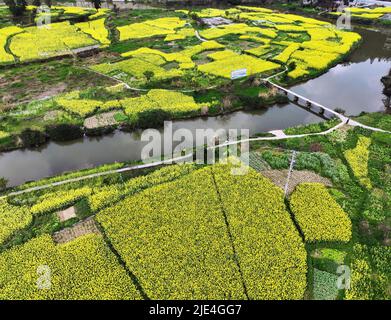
236, 6, 273, 13
89, 164, 198, 212
207, 50, 238, 60
88, 8, 110, 20
290, 183, 352, 242
239, 34, 272, 44
30, 187, 92, 215
56, 98, 104, 117
194, 8, 227, 18
211, 164, 307, 299
92, 57, 183, 82
287, 66, 309, 79
275, 24, 306, 32
0, 234, 141, 299
0, 199, 31, 245
274, 43, 300, 63
9, 21, 97, 62
52, 6, 92, 16
353, 13, 384, 19
164, 27, 195, 41
245, 45, 273, 57
290, 49, 339, 70
344, 136, 372, 189
114, 40, 224, 78
122, 89, 205, 117
96, 167, 247, 299
198, 54, 280, 78
0, 26, 23, 64
76, 18, 110, 46
239, 12, 291, 23
307, 27, 337, 41
118, 17, 186, 41
96, 164, 307, 299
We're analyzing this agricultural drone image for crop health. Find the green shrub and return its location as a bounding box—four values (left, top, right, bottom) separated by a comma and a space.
261, 150, 290, 169
45, 124, 83, 142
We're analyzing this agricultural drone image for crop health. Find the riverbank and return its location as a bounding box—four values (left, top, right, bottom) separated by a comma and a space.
0, 6, 363, 153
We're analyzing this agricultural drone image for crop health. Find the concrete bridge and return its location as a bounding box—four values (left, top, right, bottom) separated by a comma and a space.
264, 79, 390, 134
265, 80, 349, 123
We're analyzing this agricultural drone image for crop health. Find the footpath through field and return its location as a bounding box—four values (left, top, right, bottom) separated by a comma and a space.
1, 115, 389, 199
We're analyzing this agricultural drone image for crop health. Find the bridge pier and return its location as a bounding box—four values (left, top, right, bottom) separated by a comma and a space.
266, 81, 349, 123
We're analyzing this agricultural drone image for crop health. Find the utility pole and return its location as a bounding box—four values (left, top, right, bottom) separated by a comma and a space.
284, 150, 297, 198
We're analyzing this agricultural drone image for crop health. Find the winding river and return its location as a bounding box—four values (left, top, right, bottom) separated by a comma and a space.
0, 27, 390, 187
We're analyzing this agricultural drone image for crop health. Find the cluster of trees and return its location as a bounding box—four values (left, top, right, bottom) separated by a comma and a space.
4, 0, 102, 16
4, 0, 27, 16
381, 69, 391, 109
4, 0, 51, 16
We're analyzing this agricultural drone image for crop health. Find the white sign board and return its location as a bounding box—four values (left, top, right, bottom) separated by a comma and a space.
230, 68, 247, 80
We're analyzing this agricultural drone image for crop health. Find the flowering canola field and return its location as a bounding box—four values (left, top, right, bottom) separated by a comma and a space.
96, 164, 307, 299
0, 5, 361, 85
0, 234, 140, 299
289, 183, 352, 243
87, 6, 361, 83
